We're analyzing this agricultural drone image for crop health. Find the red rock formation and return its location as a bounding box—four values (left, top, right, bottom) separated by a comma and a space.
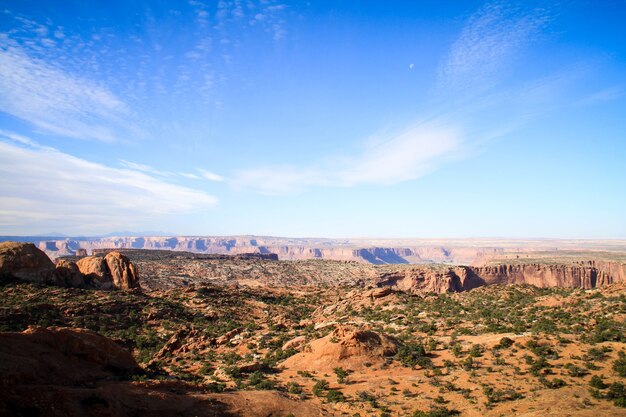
281, 325, 400, 371
0, 241, 55, 283
0, 327, 138, 387
76, 252, 140, 290
54, 259, 85, 287
376, 266, 484, 294
105, 251, 140, 289
470, 262, 626, 289
0, 327, 320, 417
76, 255, 113, 288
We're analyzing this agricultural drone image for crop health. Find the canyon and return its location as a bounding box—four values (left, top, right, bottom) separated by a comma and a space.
4, 235, 626, 266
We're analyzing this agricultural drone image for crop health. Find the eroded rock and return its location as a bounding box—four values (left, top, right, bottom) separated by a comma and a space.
0, 242, 55, 283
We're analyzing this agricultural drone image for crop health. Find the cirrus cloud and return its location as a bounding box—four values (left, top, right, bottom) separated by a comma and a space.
0, 133, 217, 235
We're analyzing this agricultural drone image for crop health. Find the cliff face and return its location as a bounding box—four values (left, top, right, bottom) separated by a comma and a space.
32, 236, 504, 264
373, 261, 626, 294
376, 266, 485, 294
470, 261, 626, 289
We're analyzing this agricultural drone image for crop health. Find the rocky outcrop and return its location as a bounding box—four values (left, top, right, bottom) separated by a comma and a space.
75, 256, 110, 287
376, 266, 485, 294
0, 327, 321, 417
470, 261, 626, 289
54, 259, 85, 287
0, 242, 55, 282
282, 335, 307, 352
105, 251, 140, 289
0, 327, 139, 387
1, 241, 139, 290
76, 252, 139, 290
281, 325, 400, 371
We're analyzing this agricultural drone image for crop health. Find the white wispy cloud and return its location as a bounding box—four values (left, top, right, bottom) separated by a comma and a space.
437, 1, 549, 96
232, 121, 462, 194
576, 85, 625, 106
119, 159, 221, 182
199, 169, 225, 182
118, 159, 172, 177
0, 43, 136, 142
179, 172, 202, 180
231, 1, 579, 196
0, 134, 217, 234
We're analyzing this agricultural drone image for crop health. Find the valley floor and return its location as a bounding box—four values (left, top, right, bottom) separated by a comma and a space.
2, 254, 626, 416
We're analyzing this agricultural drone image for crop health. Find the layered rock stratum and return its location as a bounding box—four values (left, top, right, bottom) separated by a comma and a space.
3, 235, 624, 264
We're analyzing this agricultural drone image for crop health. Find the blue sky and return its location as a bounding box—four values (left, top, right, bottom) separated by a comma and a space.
0, 0, 625, 237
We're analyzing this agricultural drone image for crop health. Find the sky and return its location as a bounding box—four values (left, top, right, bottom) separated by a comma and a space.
0, 0, 625, 238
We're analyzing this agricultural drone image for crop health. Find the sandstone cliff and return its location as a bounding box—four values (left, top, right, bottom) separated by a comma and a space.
470, 261, 626, 289
376, 266, 485, 293
372, 260, 626, 294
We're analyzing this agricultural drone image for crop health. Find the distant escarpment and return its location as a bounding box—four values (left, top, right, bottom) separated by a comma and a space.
21, 235, 508, 264
0, 242, 139, 290
470, 261, 626, 289
373, 261, 626, 294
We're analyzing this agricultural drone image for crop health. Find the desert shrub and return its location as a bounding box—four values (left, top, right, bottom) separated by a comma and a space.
539, 376, 566, 389
495, 337, 515, 349
326, 389, 345, 403
605, 382, 626, 407
357, 390, 378, 407
613, 351, 626, 377
451, 343, 463, 357
529, 356, 551, 376
333, 366, 350, 384
204, 382, 226, 393
526, 340, 558, 359
469, 344, 484, 357
396, 342, 432, 368
247, 371, 275, 390
584, 346, 610, 362
412, 407, 460, 417
586, 319, 626, 343
460, 357, 475, 371
483, 386, 523, 403
312, 379, 329, 397
590, 375, 608, 389
286, 381, 302, 394
564, 363, 589, 377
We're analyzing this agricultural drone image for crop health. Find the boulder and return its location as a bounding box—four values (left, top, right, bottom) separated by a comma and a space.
282, 335, 307, 352
54, 259, 84, 287
76, 252, 140, 290
215, 327, 243, 345
105, 251, 140, 290
369, 287, 392, 298
0, 242, 55, 283
76, 256, 112, 289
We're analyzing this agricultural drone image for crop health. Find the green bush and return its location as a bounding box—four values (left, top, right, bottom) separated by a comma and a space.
590, 375, 607, 390
326, 389, 345, 403
613, 351, 626, 377
396, 342, 432, 368
312, 379, 329, 397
